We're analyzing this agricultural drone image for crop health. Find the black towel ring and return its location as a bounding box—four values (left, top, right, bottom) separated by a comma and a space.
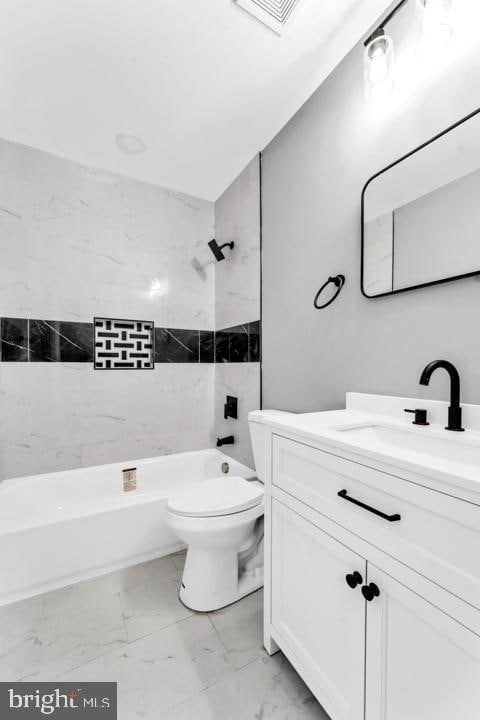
314, 274, 345, 309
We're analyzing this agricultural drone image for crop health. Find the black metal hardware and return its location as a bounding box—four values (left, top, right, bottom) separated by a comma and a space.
404, 408, 429, 426
314, 274, 345, 310
216, 435, 235, 447
208, 239, 235, 262
419, 360, 465, 432
361, 582, 380, 602
345, 571, 363, 589
364, 0, 409, 47
338, 489, 401, 522
361, 106, 480, 299
224, 395, 238, 420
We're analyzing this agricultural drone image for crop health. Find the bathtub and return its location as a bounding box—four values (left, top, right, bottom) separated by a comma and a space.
0, 449, 256, 606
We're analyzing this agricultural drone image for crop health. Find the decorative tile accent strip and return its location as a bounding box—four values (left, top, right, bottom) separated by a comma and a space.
0, 319, 260, 364
94, 318, 154, 370
0, 317, 28, 361
155, 328, 199, 363
215, 321, 261, 363
30, 320, 94, 362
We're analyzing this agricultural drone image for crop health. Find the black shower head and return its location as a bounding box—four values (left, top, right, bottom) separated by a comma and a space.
208, 239, 234, 262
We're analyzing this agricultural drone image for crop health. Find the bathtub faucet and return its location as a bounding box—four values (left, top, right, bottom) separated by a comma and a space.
216, 435, 235, 447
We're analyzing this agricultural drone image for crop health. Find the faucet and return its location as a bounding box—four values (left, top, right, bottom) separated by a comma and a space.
216, 435, 235, 447
419, 360, 465, 432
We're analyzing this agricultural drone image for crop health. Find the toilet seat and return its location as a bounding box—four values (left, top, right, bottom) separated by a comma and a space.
167, 476, 263, 518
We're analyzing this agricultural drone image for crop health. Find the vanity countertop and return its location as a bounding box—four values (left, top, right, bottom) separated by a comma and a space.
252, 393, 480, 499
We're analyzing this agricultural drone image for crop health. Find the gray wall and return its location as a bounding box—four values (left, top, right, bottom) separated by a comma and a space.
262, 21, 480, 411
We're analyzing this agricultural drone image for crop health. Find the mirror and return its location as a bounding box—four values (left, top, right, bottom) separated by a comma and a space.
362, 108, 480, 297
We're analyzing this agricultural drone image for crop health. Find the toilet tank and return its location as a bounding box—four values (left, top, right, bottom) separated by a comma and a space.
248, 410, 292, 482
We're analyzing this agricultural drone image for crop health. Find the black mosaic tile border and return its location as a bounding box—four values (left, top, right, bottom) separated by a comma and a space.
0, 319, 261, 364
215, 321, 261, 363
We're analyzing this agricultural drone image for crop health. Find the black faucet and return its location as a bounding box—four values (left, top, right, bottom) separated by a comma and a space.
419, 360, 465, 432
216, 435, 235, 447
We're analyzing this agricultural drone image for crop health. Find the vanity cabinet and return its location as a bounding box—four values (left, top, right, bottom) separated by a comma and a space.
271, 500, 366, 720
266, 433, 480, 720
365, 565, 480, 720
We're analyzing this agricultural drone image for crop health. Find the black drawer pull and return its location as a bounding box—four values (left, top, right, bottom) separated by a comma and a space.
338, 489, 401, 522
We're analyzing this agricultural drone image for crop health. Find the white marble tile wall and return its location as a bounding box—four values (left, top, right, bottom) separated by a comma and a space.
214, 156, 261, 329
0, 139, 215, 328
0, 363, 215, 478
215, 363, 260, 468
0, 138, 216, 479
214, 156, 261, 470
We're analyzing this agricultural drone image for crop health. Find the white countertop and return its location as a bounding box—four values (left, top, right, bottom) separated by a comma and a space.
251, 393, 480, 498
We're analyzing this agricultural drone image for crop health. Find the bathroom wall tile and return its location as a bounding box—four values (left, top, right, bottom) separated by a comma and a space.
215, 362, 260, 468
229, 324, 249, 363
57, 614, 235, 719
59, 321, 94, 362
215, 156, 261, 330
0, 138, 215, 329
0, 364, 215, 479
248, 320, 261, 363
0, 318, 28, 361
199, 330, 215, 363
155, 328, 199, 363
215, 330, 230, 363
27, 319, 92, 363
28, 320, 61, 362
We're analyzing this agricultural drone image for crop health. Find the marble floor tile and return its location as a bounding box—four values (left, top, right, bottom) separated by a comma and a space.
58, 613, 234, 720
157, 652, 328, 720
0, 594, 127, 682
42, 555, 177, 618
120, 569, 192, 643
0, 551, 329, 720
208, 589, 264, 670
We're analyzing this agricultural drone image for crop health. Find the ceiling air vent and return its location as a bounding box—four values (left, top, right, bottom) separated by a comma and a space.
234, 0, 303, 35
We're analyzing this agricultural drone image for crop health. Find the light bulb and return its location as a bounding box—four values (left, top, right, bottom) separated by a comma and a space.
364, 29, 394, 102
417, 0, 453, 55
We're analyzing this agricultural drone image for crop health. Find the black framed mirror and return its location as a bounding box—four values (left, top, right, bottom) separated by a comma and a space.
361, 107, 480, 298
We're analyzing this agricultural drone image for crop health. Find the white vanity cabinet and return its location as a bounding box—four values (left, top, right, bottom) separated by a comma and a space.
265, 432, 480, 720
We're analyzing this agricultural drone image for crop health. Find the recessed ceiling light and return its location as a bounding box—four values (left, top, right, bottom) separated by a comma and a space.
115, 133, 146, 155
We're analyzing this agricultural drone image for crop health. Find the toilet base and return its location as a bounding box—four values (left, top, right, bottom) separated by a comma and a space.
178, 546, 264, 612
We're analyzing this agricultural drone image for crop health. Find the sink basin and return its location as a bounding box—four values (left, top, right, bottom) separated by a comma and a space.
333, 424, 480, 466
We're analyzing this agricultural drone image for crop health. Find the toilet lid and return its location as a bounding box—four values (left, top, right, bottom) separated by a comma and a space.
167, 476, 263, 518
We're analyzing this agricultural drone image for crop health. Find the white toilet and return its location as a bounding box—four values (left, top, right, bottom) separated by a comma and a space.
165, 410, 289, 612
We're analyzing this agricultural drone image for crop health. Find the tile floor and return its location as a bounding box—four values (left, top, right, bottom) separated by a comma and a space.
0, 551, 330, 720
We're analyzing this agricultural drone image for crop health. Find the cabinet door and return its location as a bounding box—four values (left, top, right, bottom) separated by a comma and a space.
365, 565, 480, 720
271, 500, 366, 720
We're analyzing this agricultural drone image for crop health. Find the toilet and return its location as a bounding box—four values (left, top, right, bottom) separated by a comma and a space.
165, 410, 290, 612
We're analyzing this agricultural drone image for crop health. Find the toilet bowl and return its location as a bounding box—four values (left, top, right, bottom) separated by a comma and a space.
166, 411, 291, 612
166, 475, 264, 612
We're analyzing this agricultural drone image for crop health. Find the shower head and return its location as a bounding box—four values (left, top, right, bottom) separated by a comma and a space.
208, 239, 234, 262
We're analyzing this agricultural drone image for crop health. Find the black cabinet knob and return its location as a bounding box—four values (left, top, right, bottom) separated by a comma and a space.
361, 582, 380, 602
345, 571, 363, 589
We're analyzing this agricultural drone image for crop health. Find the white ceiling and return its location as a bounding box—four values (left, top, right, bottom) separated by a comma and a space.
0, 0, 391, 200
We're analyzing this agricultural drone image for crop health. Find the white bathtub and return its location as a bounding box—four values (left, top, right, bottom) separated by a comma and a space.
0, 449, 256, 606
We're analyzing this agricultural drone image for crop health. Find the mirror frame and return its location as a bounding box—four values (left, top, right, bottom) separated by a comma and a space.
361, 106, 480, 299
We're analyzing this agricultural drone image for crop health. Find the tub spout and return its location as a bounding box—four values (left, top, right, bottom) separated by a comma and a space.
216, 435, 235, 447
